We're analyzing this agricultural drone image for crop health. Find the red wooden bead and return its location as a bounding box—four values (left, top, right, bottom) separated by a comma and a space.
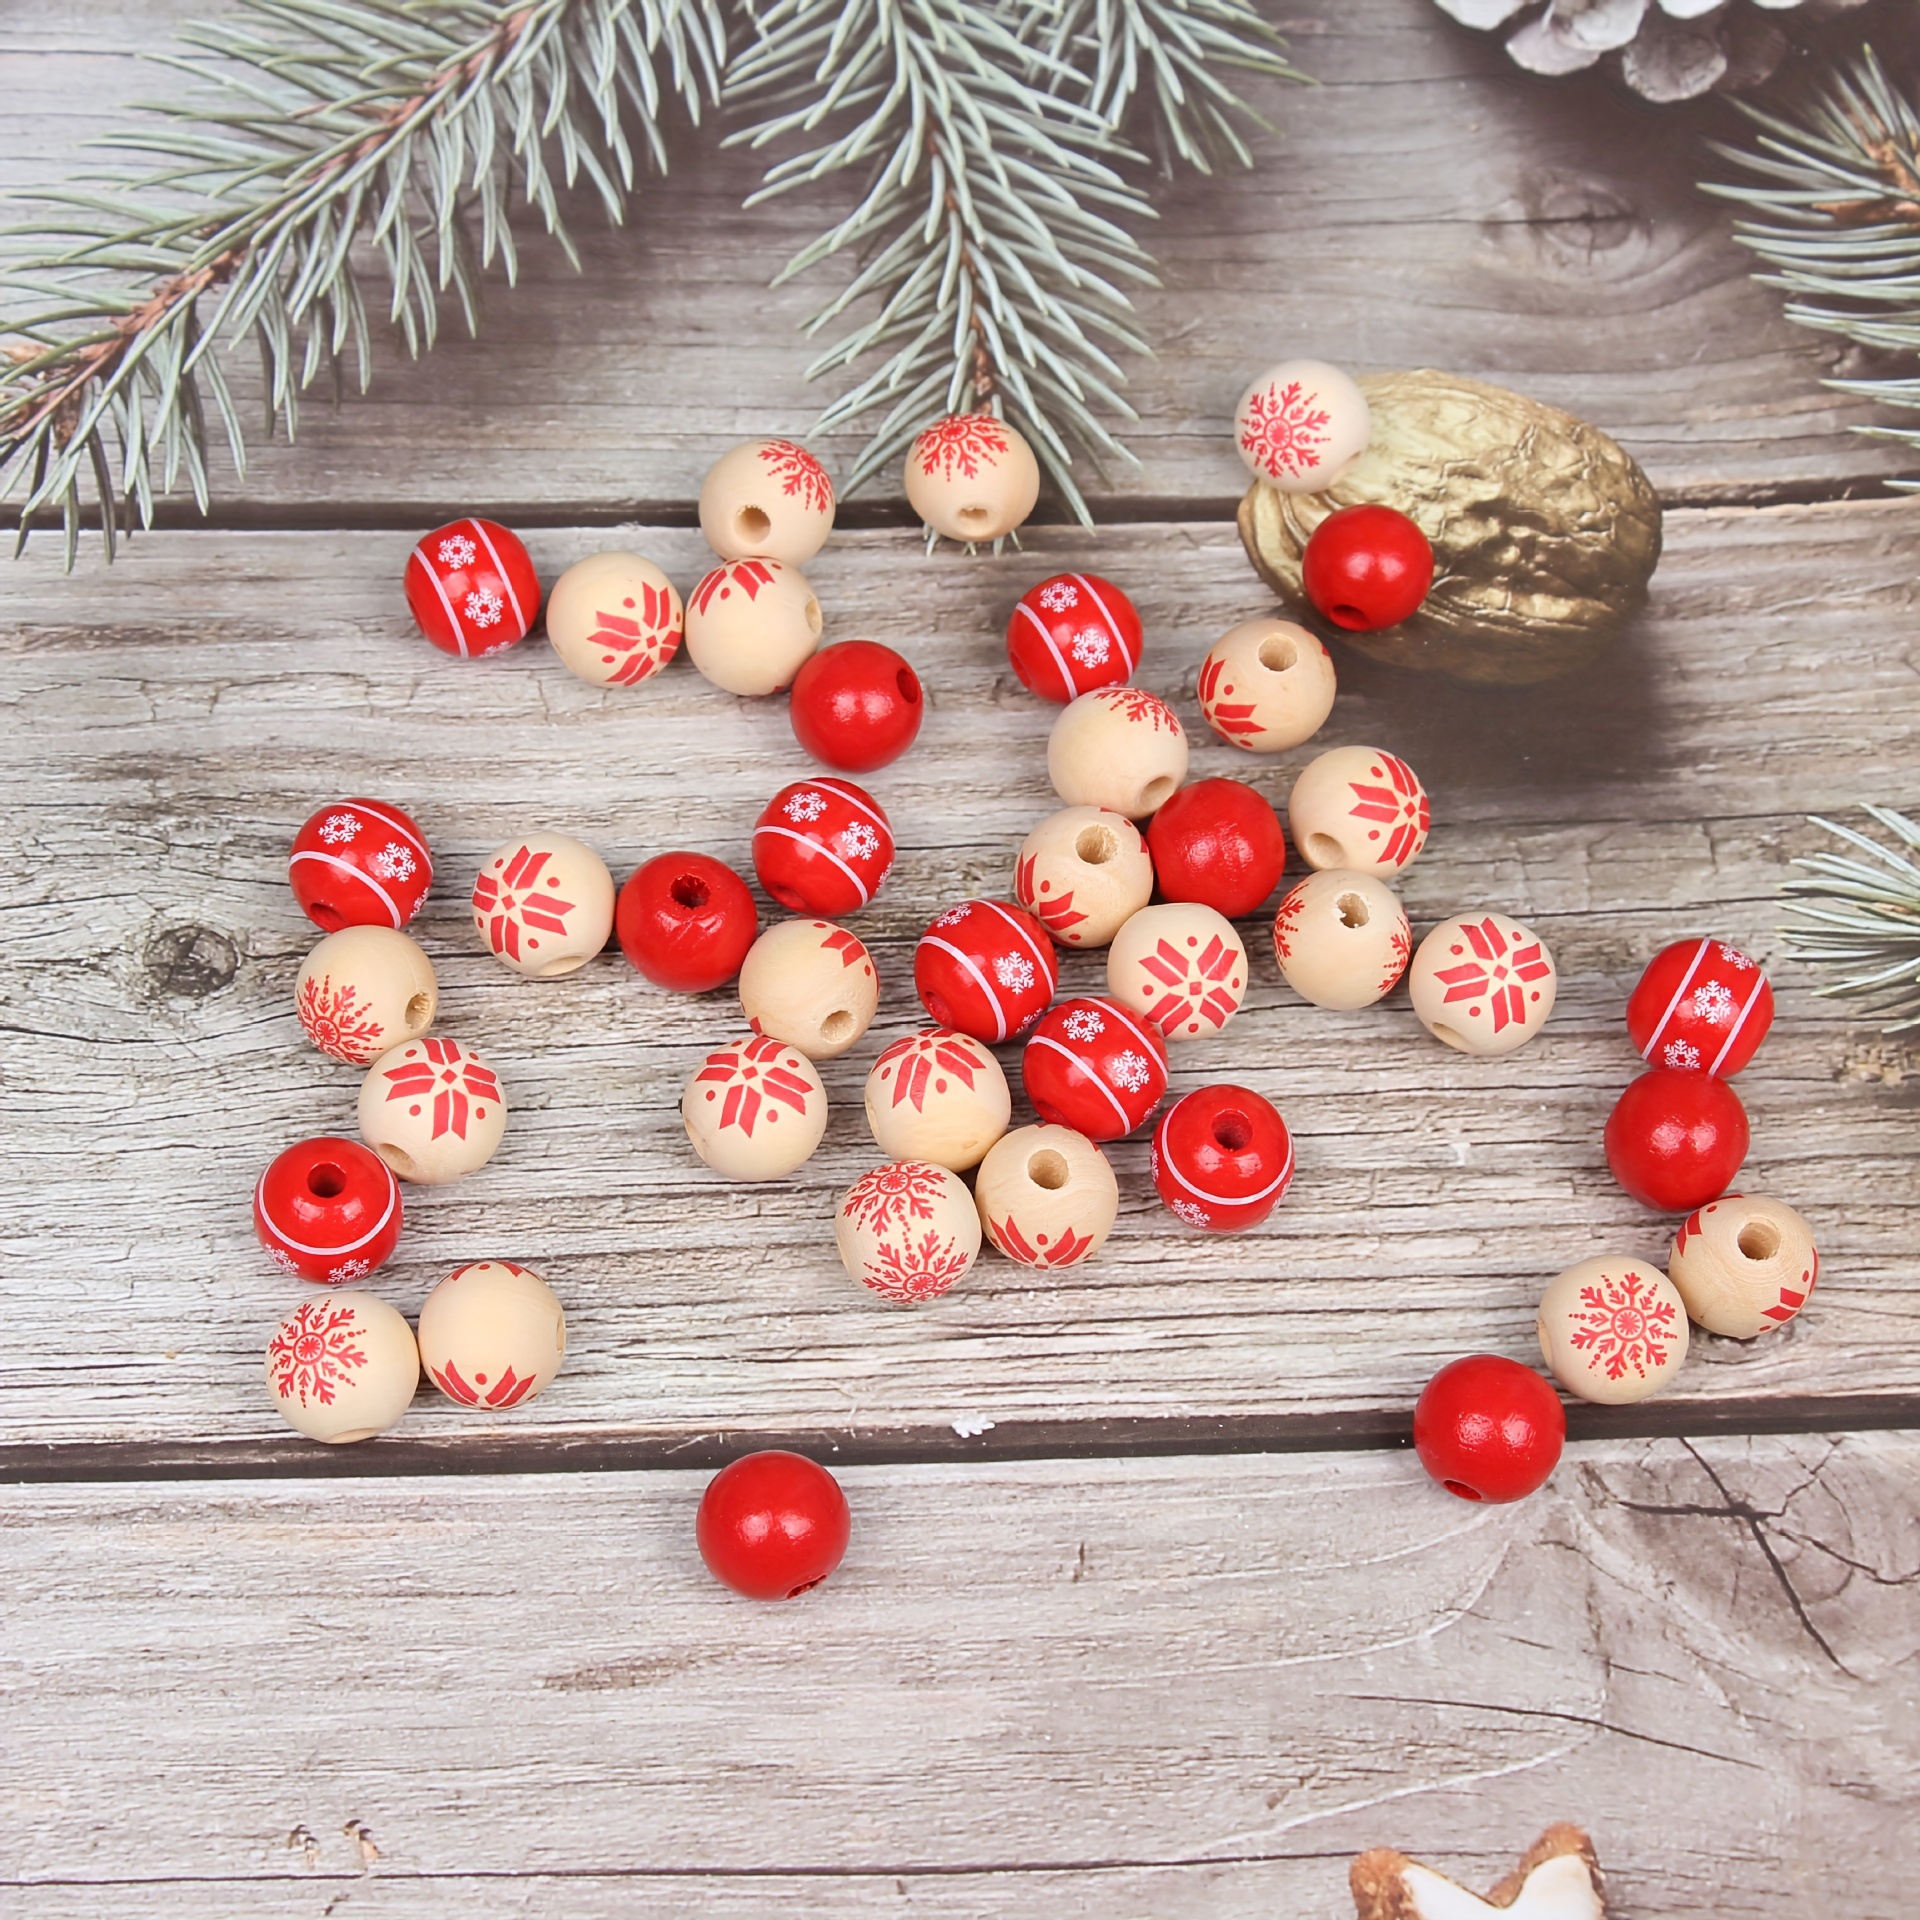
1300, 503, 1434, 632
403, 518, 540, 657
1023, 996, 1168, 1142
914, 899, 1058, 1042
697, 1450, 850, 1601
1625, 937, 1774, 1077
289, 798, 433, 932
253, 1136, 403, 1284
788, 641, 924, 772
1005, 573, 1144, 703
1150, 1084, 1293, 1232
1146, 778, 1287, 918
752, 777, 894, 916
1413, 1355, 1565, 1504
616, 853, 758, 992
1604, 1067, 1750, 1213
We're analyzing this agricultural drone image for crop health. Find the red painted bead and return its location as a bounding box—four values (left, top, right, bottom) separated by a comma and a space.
616, 853, 758, 992
788, 641, 925, 772
403, 519, 540, 657
1413, 1355, 1565, 1504
1300, 504, 1434, 632
1023, 996, 1168, 1141
1625, 937, 1773, 1077
1005, 573, 1144, 703
1146, 778, 1287, 918
752, 777, 894, 916
1604, 1068, 1750, 1213
914, 899, 1058, 1042
696, 1451, 851, 1601
253, 1136, 403, 1284
288, 798, 433, 932
1150, 1084, 1293, 1232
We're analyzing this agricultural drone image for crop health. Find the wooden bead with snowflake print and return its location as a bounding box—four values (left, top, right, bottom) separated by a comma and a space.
682, 558, 824, 697
1006, 573, 1144, 704
266, 1291, 420, 1444
1667, 1194, 1819, 1341
1288, 745, 1431, 877
834, 1160, 982, 1305
253, 1135, 403, 1283
1625, 937, 1774, 1078
418, 1261, 566, 1412
1197, 618, 1337, 754
752, 777, 894, 917
682, 1033, 829, 1181
1233, 360, 1370, 493
1023, 996, 1169, 1141
1107, 902, 1249, 1043
1409, 911, 1556, 1056
295, 925, 438, 1065
404, 518, 540, 659
472, 832, 615, 979
913, 899, 1059, 1043
1272, 868, 1410, 1012
356, 1037, 506, 1185
903, 414, 1040, 545
1047, 687, 1190, 821
973, 1123, 1119, 1270
1015, 806, 1154, 949
289, 797, 433, 931
698, 439, 836, 567
738, 918, 879, 1061
862, 1028, 1012, 1172
545, 551, 684, 688
1151, 1085, 1294, 1234
1537, 1257, 1689, 1405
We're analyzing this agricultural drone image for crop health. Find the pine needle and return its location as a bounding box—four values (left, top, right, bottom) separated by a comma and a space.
1783, 805, 1920, 1029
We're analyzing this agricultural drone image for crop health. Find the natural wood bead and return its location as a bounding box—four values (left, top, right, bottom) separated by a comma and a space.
1233, 358, 1370, 492
682, 1034, 829, 1181
418, 1260, 566, 1410
1014, 805, 1153, 948
295, 925, 437, 1065
357, 1037, 507, 1185
265, 1292, 420, 1444
903, 414, 1040, 544
544, 550, 683, 687
737, 918, 879, 1061
1197, 618, 1337, 752
834, 1161, 983, 1305
1409, 912, 1556, 1056
683, 558, 823, 696
1047, 688, 1189, 820
1271, 868, 1410, 1010
1287, 745, 1431, 876
472, 832, 615, 978
973, 1123, 1118, 1270
1668, 1194, 1819, 1339
698, 439, 836, 565
863, 1029, 1011, 1171
1106, 902, 1249, 1043
1536, 1256, 1689, 1405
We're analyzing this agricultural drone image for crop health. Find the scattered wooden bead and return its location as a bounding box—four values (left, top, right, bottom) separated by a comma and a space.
1604, 1067, 1749, 1212
682, 1034, 829, 1181
1107, 902, 1249, 1043
1668, 1194, 1818, 1338
738, 918, 879, 1060
863, 1029, 1012, 1172
1047, 686, 1189, 819
1014, 805, 1153, 948
1408, 912, 1555, 1055
788, 640, 923, 772
1536, 1256, 1690, 1404
544, 550, 683, 687
834, 1160, 983, 1304
266, 1291, 421, 1444
1287, 744, 1430, 875
697, 1451, 850, 1601
253, 1136, 403, 1283
698, 438, 835, 565
405, 519, 540, 658
1300, 502, 1434, 631
1006, 572, 1143, 702
1023, 995, 1168, 1141
1150, 1084, 1293, 1232
357, 1037, 507, 1185
295, 925, 437, 1064
904, 414, 1040, 543
975, 1122, 1119, 1268
1146, 778, 1287, 919
1626, 936, 1774, 1077
1233, 359, 1370, 492
418, 1260, 566, 1410
683, 558, 823, 696
752, 776, 894, 915
1196, 618, 1336, 752
472, 832, 615, 978
615, 852, 758, 993
1412, 1355, 1565, 1504
1272, 868, 1410, 1010
913, 899, 1058, 1042
289, 798, 432, 932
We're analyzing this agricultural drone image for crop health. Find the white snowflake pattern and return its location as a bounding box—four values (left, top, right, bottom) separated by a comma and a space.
370, 843, 418, 881
785, 791, 830, 823
1663, 1038, 1702, 1070
1063, 1007, 1106, 1043
1038, 580, 1079, 613
319, 812, 361, 845
437, 533, 478, 569
840, 821, 881, 862
327, 1257, 373, 1281
994, 953, 1036, 993
465, 587, 504, 628
1108, 1050, 1151, 1092
1690, 980, 1737, 1024
266, 1245, 301, 1274
1170, 1199, 1211, 1228
1717, 944, 1754, 970
1069, 629, 1111, 669
932, 904, 972, 929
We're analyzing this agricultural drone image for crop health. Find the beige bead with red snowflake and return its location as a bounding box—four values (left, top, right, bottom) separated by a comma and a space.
1014, 806, 1154, 949
973, 1123, 1119, 1270
1271, 868, 1410, 1011
472, 832, 615, 979
295, 925, 438, 1065
903, 414, 1041, 544
1287, 745, 1431, 876
682, 1033, 829, 1180
1408, 911, 1556, 1057
834, 1160, 983, 1305
1197, 618, 1338, 753
545, 550, 684, 688
266, 1291, 421, 1444
1106, 903, 1249, 1043
356, 1036, 508, 1185
1233, 358, 1370, 494
682, 558, 824, 697
418, 1261, 566, 1412
1667, 1194, 1819, 1340
738, 918, 879, 1061
699, 439, 836, 566
1047, 687, 1190, 820
863, 1028, 1011, 1172
1536, 1256, 1689, 1405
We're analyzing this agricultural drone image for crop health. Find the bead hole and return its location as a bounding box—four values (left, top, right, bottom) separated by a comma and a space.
1140, 776, 1176, 814
309, 900, 346, 933
403, 992, 433, 1030
1258, 634, 1298, 673
1336, 892, 1370, 930
957, 505, 992, 532
1429, 1024, 1470, 1053
1306, 832, 1345, 867
306, 1162, 347, 1199
1211, 1111, 1253, 1152
785, 1575, 826, 1598
1738, 1221, 1782, 1261
734, 505, 772, 546
821, 1009, 855, 1044
1027, 1149, 1070, 1191
804, 597, 824, 638
1443, 1479, 1484, 1502
1075, 824, 1119, 866
897, 666, 922, 706
671, 873, 711, 911
1327, 604, 1368, 631
372, 1143, 420, 1180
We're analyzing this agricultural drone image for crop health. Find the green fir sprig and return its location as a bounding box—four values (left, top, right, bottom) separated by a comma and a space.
1782, 806, 1920, 1028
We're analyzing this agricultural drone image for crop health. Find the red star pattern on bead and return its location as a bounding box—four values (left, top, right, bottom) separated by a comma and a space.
1345, 752, 1429, 868
689, 559, 777, 616
841, 1161, 950, 1234
297, 973, 385, 1060
987, 1213, 1098, 1269
1197, 653, 1263, 743
1431, 918, 1551, 1033
1096, 686, 1180, 733
1238, 378, 1332, 481
472, 846, 577, 964
914, 413, 1010, 482
378, 1037, 500, 1141
587, 580, 682, 686
873, 1032, 986, 1112
1132, 934, 1244, 1036
429, 1358, 538, 1409
1271, 885, 1306, 963
268, 1301, 368, 1407
694, 1035, 815, 1137
1015, 851, 1090, 939
1380, 922, 1412, 994
758, 439, 834, 514
820, 926, 869, 968
1567, 1267, 1683, 1382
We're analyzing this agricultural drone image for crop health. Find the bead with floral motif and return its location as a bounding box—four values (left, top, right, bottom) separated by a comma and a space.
863, 1028, 1012, 1171
973, 1123, 1118, 1269
682, 1033, 829, 1181
903, 414, 1040, 543
1288, 745, 1431, 877
834, 1161, 983, 1305
1536, 1256, 1689, 1406
295, 925, 438, 1065
1197, 619, 1337, 754
1232, 359, 1369, 493
1272, 868, 1410, 1011
738, 918, 879, 1061
267, 1291, 420, 1443
1667, 1194, 1817, 1340
699, 439, 836, 566
545, 550, 683, 687
1015, 806, 1153, 949
1107, 902, 1249, 1043
356, 1036, 507, 1185
1408, 911, 1556, 1056
418, 1261, 566, 1411
472, 832, 615, 979
1047, 687, 1189, 820
683, 558, 823, 697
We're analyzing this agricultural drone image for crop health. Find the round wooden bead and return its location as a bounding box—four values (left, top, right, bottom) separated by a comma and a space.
683, 558, 823, 696
698, 438, 835, 565
1150, 1084, 1294, 1233
1288, 745, 1430, 875
1006, 573, 1143, 703
1536, 1256, 1689, 1405
738, 918, 879, 1060
863, 1028, 1011, 1171
1023, 996, 1168, 1141
1605, 1068, 1750, 1213
1233, 359, 1370, 492
1197, 619, 1337, 753
1014, 806, 1153, 948
914, 899, 1058, 1042
357, 1036, 507, 1185
1107, 903, 1249, 1043
289, 798, 432, 931
405, 518, 540, 657
974, 1123, 1118, 1269
1626, 937, 1774, 1077
1145, 778, 1287, 920
616, 852, 758, 993
295, 925, 437, 1065
1047, 687, 1189, 820
1271, 868, 1410, 1010
472, 832, 615, 978
1408, 912, 1556, 1055
266, 1291, 420, 1444
753, 777, 894, 916
544, 550, 683, 687
682, 1034, 829, 1181
788, 640, 924, 772
1668, 1194, 1819, 1339
903, 414, 1040, 544
418, 1260, 566, 1410
834, 1161, 983, 1304
253, 1136, 403, 1283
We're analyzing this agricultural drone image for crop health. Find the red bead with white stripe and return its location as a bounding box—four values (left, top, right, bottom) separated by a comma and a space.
403, 518, 540, 658
1150, 1084, 1293, 1233
289, 798, 433, 931
1625, 938, 1773, 1078
1022, 996, 1168, 1142
253, 1136, 403, 1283
1667, 1193, 1818, 1339
913, 899, 1059, 1043
753, 777, 894, 916
1006, 572, 1144, 703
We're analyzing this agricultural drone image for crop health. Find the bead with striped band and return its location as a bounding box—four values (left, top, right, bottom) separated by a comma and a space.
1150, 1084, 1294, 1233
753, 777, 894, 917
1022, 996, 1168, 1142
403, 518, 540, 658
253, 1136, 403, 1283
1625, 937, 1773, 1078
912, 899, 1058, 1043
1005, 572, 1144, 703
288, 797, 433, 931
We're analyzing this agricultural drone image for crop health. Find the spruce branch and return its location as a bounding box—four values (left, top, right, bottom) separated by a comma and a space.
1782, 805, 1920, 1028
